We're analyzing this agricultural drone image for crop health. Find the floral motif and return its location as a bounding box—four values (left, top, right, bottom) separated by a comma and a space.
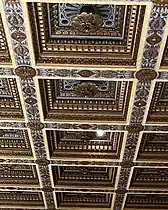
78, 70, 94, 77
4, 1, 31, 65
74, 83, 98, 97
72, 12, 102, 34
125, 124, 144, 133
15, 66, 37, 78
135, 68, 158, 81
141, 5, 168, 68
27, 121, 44, 130
35, 158, 50, 166
11, 31, 26, 42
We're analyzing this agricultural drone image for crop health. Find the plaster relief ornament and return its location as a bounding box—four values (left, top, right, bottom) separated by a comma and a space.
135, 68, 158, 81
125, 124, 144, 133
74, 83, 98, 97
27, 121, 44, 130
15, 66, 37, 78
72, 5, 102, 34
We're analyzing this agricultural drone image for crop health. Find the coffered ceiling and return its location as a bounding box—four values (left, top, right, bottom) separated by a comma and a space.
0, 0, 168, 209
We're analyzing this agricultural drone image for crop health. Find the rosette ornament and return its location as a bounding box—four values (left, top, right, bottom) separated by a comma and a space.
72, 5, 102, 34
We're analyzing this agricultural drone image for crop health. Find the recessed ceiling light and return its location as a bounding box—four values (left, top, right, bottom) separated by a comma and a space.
96, 130, 105, 137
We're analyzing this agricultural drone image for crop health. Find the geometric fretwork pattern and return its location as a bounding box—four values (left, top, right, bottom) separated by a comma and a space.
47, 130, 124, 160
0, 129, 33, 158
0, 0, 168, 209
52, 166, 117, 189
39, 79, 133, 122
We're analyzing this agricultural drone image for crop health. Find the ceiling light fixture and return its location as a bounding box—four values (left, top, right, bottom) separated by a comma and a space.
96, 130, 105, 137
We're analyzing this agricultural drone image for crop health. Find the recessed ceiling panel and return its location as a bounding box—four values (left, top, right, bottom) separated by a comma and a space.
0, 129, 33, 158
52, 165, 117, 189
0, 78, 24, 120
124, 194, 168, 209
129, 167, 168, 190
0, 191, 45, 208
27, 2, 145, 66
147, 82, 168, 124
39, 79, 133, 122
56, 192, 113, 209
0, 164, 39, 187
47, 130, 124, 160
137, 132, 168, 162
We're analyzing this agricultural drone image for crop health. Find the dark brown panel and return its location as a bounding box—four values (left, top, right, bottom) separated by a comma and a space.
47, 130, 124, 160
56, 192, 112, 209
137, 133, 168, 161
130, 168, 168, 190
125, 194, 168, 209
52, 165, 117, 189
